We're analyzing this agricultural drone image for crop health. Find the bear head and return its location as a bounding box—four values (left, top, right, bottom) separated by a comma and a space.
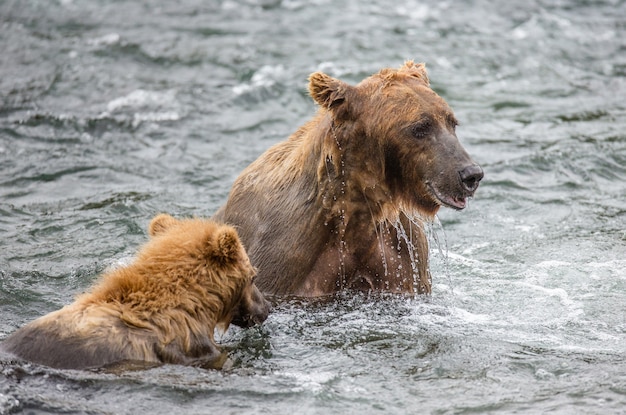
147, 214, 270, 329
308, 60, 483, 217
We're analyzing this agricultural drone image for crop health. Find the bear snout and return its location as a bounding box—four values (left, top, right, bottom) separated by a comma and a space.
231, 285, 271, 328
459, 164, 484, 193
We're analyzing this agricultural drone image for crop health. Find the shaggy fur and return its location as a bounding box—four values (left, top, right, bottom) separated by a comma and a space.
214, 61, 483, 297
0, 214, 270, 370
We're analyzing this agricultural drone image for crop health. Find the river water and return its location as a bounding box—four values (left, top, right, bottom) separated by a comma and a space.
1, 0, 625, 414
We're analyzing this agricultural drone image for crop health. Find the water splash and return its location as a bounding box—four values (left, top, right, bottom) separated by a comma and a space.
428, 215, 449, 262
368, 211, 450, 295
428, 215, 454, 297
390, 215, 422, 293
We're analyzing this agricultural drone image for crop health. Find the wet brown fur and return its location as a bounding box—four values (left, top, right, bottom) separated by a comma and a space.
0, 214, 270, 370
214, 61, 482, 297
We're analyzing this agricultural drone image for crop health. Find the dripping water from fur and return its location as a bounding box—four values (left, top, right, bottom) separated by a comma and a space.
428, 215, 455, 296
394, 213, 431, 295
428, 215, 449, 263
373, 212, 451, 296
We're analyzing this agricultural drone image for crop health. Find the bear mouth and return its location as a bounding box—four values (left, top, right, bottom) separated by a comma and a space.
427, 184, 470, 210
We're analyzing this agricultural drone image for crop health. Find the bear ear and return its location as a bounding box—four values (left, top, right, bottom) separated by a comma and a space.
399, 60, 430, 86
148, 214, 179, 236
308, 72, 355, 118
212, 227, 242, 264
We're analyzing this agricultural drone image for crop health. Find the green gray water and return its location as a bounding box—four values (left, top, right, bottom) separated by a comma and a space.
1, 0, 625, 414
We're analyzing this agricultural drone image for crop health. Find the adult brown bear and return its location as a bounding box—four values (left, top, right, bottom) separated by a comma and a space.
214, 61, 483, 297
1, 214, 270, 370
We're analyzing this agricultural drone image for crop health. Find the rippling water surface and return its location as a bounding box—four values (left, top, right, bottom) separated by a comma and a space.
1, 0, 625, 414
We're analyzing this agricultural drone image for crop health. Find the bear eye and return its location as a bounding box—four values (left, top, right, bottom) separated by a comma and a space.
411, 119, 432, 139
447, 114, 459, 130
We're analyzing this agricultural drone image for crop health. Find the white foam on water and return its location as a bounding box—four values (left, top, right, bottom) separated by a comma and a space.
0, 393, 20, 414
315, 61, 350, 77
98, 89, 181, 126
393, 1, 432, 20
106, 89, 177, 112
585, 259, 626, 276
425, 254, 626, 357
445, 251, 482, 266
274, 370, 337, 393
103, 255, 135, 273
514, 281, 578, 308
133, 111, 180, 123
449, 307, 493, 324
232, 65, 287, 95
88, 33, 121, 46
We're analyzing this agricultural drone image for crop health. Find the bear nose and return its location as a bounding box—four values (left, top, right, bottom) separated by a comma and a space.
459, 164, 484, 193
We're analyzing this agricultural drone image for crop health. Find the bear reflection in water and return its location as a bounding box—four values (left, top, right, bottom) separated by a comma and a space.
0, 214, 270, 370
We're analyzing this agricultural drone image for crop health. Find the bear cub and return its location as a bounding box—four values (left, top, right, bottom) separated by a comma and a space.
1, 214, 270, 370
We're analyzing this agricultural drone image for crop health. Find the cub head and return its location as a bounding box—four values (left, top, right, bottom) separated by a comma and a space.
147, 214, 270, 329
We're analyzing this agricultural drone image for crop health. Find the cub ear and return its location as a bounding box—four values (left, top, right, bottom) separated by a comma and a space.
308, 72, 355, 119
148, 214, 179, 236
212, 227, 242, 264
399, 60, 430, 86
